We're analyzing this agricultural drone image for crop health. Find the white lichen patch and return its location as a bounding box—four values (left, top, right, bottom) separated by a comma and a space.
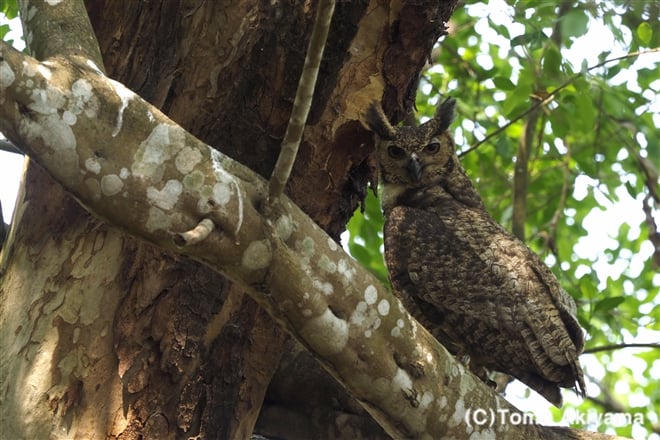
299, 308, 349, 356
420, 391, 434, 411
70, 79, 100, 119
28, 86, 65, 114
327, 237, 338, 251
349, 300, 381, 338
85, 157, 101, 174
209, 149, 244, 236
364, 284, 377, 305
183, 170, 205, 191
119, 167, 130, 179
62, 110, 77, 125
242, 240, 272, 270
16, 73, 105, 184
337, 258, 356, 283
313, 279, 334, 296
275, 214, 294, 241
175, 146, 203, 174
301, 236, 315, 256
391, 367, 413, 395
212, 182, 232, 206
449, 398, 466, 428
146, 206, 172, 232
19, 113, 78, 181
377, 299, 390, 316
109, 78, 135, 136
36, 63, 52, 80
391, 318, 405, 337
350, 301, 368, 327
0, 61, 15, 89
147, 179, 182, 210
45, 0, 64, 5
101, 174, 124, 196
132, 123, 184, 182
317, 254, 337, 274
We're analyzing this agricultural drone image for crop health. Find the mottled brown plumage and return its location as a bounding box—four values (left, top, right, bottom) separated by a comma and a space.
365, 98, 586, 407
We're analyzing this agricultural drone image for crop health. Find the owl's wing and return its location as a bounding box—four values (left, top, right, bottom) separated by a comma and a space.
385, 204, 585, 402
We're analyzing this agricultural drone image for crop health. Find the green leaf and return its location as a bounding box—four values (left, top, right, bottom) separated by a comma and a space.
574, 90, 596, 132
1, 1, 18, 19
636, 22, 653, 45
543, 45, 562, 77
561, 10, 589, 40
511, 31, 547, 49
594, 296, 626, 314
0, 23, 9, 41
492, 76, 516, 90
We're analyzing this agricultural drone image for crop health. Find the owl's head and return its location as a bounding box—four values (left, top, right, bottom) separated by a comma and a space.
365, 98, 457, 187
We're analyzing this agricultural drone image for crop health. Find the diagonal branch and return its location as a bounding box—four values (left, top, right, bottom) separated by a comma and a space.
267, 0, 336, 202
583, 342, 660, 354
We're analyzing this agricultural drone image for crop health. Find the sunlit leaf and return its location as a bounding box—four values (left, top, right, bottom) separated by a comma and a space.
542, 45, 562, 77
594, 296, 626, 314
492, 76, 516, 90
561, 9, 589, 40
635, 22, 653, 45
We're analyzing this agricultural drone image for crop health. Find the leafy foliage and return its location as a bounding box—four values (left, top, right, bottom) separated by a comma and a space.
346, 1, 659, 437
0, 0, 19, 47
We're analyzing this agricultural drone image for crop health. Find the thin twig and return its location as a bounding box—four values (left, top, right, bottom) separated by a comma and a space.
459, 48, 660, 158
267, 0, 336, 202
583, 342, 660, 354
547, 144, 571, 257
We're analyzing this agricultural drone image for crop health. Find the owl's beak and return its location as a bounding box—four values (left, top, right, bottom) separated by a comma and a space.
407, 154, 422, 182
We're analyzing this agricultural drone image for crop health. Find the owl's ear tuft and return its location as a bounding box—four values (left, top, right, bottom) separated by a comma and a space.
365, 102, 397, 140
433, 97, 456, 134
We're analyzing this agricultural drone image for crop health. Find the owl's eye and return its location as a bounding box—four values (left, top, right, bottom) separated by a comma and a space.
388, 145, 406, 159
425, 141, 441, 154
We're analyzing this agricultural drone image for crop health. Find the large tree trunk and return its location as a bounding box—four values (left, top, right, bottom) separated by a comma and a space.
0, 1, 456, 438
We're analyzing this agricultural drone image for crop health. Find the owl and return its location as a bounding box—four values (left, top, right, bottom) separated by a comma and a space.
365, 98, 586, 407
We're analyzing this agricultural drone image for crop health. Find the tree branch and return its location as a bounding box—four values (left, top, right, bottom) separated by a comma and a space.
19, 0, 104, 69
512, 105, 539, 240
267, 0, 335, 202
583, 343, 660, 354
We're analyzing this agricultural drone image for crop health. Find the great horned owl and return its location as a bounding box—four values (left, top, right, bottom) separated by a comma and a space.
365, 98, 586, 407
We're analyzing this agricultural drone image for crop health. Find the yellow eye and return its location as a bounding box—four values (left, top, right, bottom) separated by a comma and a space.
388, 145, 406, 159
425, 141, 440, 154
